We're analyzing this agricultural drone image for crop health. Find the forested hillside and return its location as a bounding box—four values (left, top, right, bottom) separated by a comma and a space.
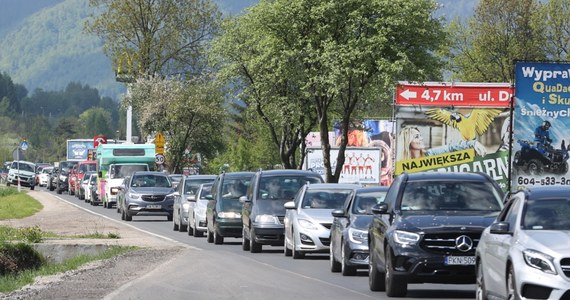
0, 0, 477, 101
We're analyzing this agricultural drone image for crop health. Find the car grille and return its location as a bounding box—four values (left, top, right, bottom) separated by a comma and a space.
561, 258, 570, 278
141, 195, 167, 202
420, 232, 481, 255
321, 223, 332, 229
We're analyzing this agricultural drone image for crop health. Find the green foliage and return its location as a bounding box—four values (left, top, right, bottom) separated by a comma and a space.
0, 242, 45, 276
0, 189, 43, 220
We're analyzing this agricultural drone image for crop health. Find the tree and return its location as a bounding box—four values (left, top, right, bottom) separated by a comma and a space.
446, 0, 545, 82
214, 0, 446, 182
535, 0, 570, 61
86, 0, 222, 77
124, 75, 227, 173
79, 107, 113, 137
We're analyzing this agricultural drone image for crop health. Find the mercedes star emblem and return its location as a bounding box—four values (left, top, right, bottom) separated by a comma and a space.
455, 235, 473, 252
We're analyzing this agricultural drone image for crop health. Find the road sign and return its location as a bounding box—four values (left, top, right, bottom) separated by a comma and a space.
20, 140, 29, 151
154, 132, 165, 155
155, 154, 165, 165
395, 82, 513, 107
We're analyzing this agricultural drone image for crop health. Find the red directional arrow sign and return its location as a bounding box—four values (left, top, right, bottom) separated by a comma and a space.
395, 82, 513, 107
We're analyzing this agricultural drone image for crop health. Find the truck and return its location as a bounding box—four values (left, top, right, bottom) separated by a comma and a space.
96, 144, 156, 209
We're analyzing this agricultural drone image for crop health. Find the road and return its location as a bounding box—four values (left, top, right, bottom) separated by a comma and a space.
47, 189, 476, 300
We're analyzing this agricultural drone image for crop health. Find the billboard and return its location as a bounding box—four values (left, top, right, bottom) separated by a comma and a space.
304, 147, 382, 184
511, 62, 570, 190
67, 139, 95, 161
394, 82, 513, 191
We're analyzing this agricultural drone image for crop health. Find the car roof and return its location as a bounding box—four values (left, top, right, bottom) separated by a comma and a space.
405, 171, 491, 181
221, 171, 255, 178
518, 186, 570, 200
185, 174, 217, 179
131, 171, 169, 176
355, 186, 389, 193
306, 183, 360, 190
257, 169, 322, 177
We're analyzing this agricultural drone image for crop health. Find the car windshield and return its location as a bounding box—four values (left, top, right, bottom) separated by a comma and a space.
198, 185, 212, 200
184, 179, 216, 195
400, 181, 503, 212
80, 164, 97, 172
112, 165, 148, 178
302, 189, 353, 209
131, 175, 171, 188
258, 176, 322, 200
352, 191, 388, 215
222, 178, 251, 199
523, 199, 570, 230
12, 162, 35, 172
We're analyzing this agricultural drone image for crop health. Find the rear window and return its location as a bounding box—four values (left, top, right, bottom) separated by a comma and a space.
258, 176, 322, 200
111, 165, 148, 178
131, 174, 171, 188
184, 178, 217, 195
80, 163, 97, 172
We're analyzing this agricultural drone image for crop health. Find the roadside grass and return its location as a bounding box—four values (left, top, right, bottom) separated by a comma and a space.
0, 245, 137, 293
0, 188, 42, 220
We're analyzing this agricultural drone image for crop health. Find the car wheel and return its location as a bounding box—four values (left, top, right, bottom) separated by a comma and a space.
475, 261, 488, 300
187, 218, 194, 236
179, 215, 187, 232
284, 239, 292, 257
206, 229, 214, 243
124, 211, 132, 222
242, 228, 250, 251
292, 231, 304, 259
173, 217, 179, 231
330, 241, 341, 272
167, 214, 173, 221
368, 246, 385, 291
341, 244, 356, 276
385, 248, 407, 297
121, 209, 125, 220
103, 201, 107, 208
30, 185, 35, 190
214, 230, 224, 245
250, 228, 262, 253
507, 265, 519, 300
56, 187, 62, 194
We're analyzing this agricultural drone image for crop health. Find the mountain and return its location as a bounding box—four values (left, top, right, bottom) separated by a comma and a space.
0, 0, 478, 101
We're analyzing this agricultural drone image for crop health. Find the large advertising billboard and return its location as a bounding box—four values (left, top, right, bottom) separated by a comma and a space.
394, 82, 513, 191
511, 62, 570, 190
67, 139, 95, 161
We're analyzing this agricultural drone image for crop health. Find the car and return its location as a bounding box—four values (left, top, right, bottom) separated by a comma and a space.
329, 186, 388, 276
283, 183, 360, 259
169, 174, 184, 189
78, 171, 96, 200
118, 171, 175, 221
206, 171, 256, 244
368, 171, 504, 297
54, 161, 79, 194
6, 160, 36, 190
47, 167, 59, 191
172, 174, 217, 232
476, 186, 570, 300
72, 160, 97, 198
37, 166, 54, 187
187, 182, 213, 238
84, 173, 98, 205
240, 169, 324, 253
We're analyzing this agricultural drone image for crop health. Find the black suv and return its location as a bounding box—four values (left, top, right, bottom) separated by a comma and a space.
368, 172, 504, 297
55, 161, 79, 194
241, 169, 324, 253
206, 171, 255, 244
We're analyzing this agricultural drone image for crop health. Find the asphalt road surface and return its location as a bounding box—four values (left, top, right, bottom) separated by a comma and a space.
46, 188, 476, 300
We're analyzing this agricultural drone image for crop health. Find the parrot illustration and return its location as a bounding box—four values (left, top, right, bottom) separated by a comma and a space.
425, 108, 502, 140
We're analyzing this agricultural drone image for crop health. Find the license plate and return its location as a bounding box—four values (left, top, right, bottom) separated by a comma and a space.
445, 256, 475, 265
147, 205, 161, 209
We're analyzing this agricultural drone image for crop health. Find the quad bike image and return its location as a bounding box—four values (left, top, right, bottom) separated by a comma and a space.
513, 139, 569, 175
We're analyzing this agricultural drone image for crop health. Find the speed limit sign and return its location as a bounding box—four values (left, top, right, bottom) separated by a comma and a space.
155, 154, 165, 165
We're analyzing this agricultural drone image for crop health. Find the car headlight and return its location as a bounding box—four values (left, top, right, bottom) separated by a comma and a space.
128, 192, 141, 199
348, 227, 368, 244
298, 219, 318, 230
110, 187, 119, 193
255, 214, 279, 224
393, 230, 420, 245
218, 211, 241, 218
523, 249, 557, 274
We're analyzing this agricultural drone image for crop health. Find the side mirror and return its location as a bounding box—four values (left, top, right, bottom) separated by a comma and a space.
490, 221, 510, 234
371, 203, 389, 215
239, 195, 250, 203
331, 209, 346, 218
205, 194, 213, 200
187, 195, 196, 202
98, 171, 102, 177
284, 201, 295, 209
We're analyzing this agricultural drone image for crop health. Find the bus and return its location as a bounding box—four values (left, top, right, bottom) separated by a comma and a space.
96, 144, 156, 208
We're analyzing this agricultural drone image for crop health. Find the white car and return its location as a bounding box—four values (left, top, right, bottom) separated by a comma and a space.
84, 173, 98, 204
172, 175, 216, 233
476, 186, 570, 300
7, 160, 36, 190
38, 166, 54, 187
284, 183, 359, 259
188, 182, 213, 238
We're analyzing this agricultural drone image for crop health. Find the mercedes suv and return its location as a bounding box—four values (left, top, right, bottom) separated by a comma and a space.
368, 171, 504, 297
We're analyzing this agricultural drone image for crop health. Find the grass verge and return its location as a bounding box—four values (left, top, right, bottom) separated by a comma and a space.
0, 188, 42, 220
0, 245, 137, 293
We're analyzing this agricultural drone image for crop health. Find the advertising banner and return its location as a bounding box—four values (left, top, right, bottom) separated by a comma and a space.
67, 139, 95, 161
394, 82, 512, 192
511, 62, 570, 190
305, 147, 382, 184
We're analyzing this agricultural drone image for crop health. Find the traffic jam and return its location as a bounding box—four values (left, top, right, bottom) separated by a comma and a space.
20, 61, 570, 299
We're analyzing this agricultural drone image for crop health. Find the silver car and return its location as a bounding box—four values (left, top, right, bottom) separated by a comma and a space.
188, 183, 213, 238
476, 186, 570, 300
119, 171, 175, 222
284, 183, 360, 259
172, 175, 216, 232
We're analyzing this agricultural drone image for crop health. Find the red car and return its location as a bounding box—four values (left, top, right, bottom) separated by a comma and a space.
69, 160, 97, 197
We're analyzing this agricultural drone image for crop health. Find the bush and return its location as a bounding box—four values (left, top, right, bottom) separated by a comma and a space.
0, 242, 45, 276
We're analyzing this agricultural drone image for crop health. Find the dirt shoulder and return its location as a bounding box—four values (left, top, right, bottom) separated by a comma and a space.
0, 190, 185, 300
